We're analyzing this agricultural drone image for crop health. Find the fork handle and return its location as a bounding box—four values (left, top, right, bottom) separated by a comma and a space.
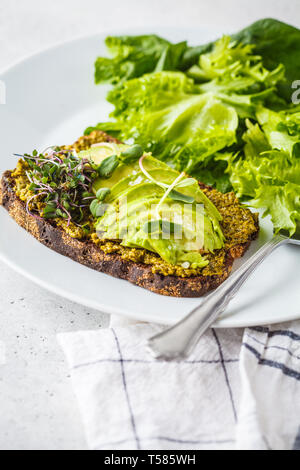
147, 234, 287, 360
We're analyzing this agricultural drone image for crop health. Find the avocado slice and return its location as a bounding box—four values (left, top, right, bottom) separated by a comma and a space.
79, 143, 225, 268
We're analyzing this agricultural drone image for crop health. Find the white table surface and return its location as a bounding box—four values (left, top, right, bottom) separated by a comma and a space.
0, 0, 299, 451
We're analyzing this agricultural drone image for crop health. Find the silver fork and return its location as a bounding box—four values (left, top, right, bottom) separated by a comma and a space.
146, 231, 300, 360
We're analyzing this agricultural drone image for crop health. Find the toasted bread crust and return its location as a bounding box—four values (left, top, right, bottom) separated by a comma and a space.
0, 170, 258, 297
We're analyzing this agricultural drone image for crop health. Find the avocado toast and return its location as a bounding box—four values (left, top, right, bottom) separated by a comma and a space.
0, 130, 259, 297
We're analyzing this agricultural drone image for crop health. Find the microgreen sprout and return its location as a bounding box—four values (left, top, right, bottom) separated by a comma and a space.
19, 148, 99, 226
138, 154, 195, 219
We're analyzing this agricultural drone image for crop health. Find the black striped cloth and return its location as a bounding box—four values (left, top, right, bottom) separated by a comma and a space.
58, 319, 300, 450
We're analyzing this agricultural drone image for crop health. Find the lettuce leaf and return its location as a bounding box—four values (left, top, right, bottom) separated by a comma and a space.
233, 19, 300, 102
188, 36, 284, 85
183, 18, 300, 101
224, 114, 300, 234
190, 36, 286, 118
191, 155, 233, 193
95, 35, 188, 85
256, 107, 300, 157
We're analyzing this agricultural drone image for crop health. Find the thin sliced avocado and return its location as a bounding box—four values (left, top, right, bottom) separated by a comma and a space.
79, 143, 128, 165
106, 168, 182, 201
84, 142, 225, 268
93, 162, 139, 192
93, 155, 179, 194
105, 171, 149, 200
141, 155, 178, 173
79, 144, 139, 192
116, 182, 164, 203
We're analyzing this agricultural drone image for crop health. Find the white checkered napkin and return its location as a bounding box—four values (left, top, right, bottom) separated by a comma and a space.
237, 322, 300, 450
58, 319, 300, 451
58, 323, 242, 450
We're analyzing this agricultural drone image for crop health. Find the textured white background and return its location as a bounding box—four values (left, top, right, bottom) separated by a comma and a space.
0, 0, 300, 450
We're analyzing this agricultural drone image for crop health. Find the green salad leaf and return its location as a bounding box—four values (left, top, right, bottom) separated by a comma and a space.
188, 35, 284, 86
95, 35, 188, 85
189, 36, 285, 118
233, 18, 300, 101
183, 18, 300, 101
192, 155, 233, 193
224, 112, 300, 235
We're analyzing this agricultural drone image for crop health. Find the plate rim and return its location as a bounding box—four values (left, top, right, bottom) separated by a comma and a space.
1, 27, 299, 328
2, 240, 300, 328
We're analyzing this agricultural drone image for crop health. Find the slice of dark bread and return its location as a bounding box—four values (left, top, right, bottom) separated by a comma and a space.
0, 134, 259, 297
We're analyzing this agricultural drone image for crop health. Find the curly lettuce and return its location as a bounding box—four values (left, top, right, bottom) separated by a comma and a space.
183, 18, 300, 101
189, 36, 285, 118
95, 35, 188, 85
224, 111, 300, 235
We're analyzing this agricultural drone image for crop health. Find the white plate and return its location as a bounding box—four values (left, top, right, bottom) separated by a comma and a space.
1, 28, 300, 327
